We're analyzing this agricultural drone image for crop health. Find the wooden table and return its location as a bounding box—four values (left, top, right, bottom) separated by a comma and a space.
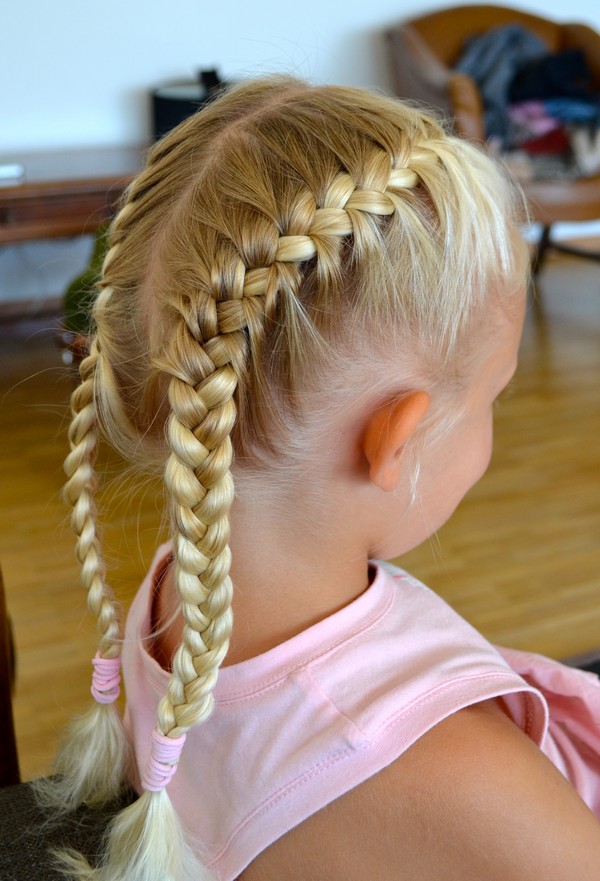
0, 146, 145, 245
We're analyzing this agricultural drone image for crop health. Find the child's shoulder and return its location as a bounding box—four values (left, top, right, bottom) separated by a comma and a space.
240, 697, 600, 881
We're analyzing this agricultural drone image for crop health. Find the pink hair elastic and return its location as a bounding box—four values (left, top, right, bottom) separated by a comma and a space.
142, 729, 187, 792
91, 652, 121, 704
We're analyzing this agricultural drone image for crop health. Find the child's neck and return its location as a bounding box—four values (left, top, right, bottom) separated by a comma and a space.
225, 504, 373, 664
153, 480, 375, 668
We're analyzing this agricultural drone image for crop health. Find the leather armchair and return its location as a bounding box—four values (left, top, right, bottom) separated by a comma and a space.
386, 5, 600, 268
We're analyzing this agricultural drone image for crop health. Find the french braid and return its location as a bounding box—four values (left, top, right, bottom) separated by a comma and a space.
154, 161, 428, 741
45, 76, 521, 881
34, 338, 131, 813
63, 341, 119, 659
34, 101, 230, 815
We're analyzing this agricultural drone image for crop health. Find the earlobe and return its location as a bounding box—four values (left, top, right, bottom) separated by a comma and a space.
363, 391, 430, 492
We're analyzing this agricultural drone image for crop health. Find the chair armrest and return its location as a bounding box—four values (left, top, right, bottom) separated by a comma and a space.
386, 25, 453, 115
448, 73, 486, 141
386, 25, 485, 141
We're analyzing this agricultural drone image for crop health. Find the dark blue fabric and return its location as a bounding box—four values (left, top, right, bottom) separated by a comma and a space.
455, 24, 547, 144
545, 97, 600, 125
510, 49, 593, 102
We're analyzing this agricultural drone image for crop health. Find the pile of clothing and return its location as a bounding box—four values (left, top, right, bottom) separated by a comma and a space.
455, 24, 600, 180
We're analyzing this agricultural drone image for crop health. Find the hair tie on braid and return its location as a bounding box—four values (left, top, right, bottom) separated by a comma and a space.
91, 653, 122, 704
142, 729, 187, 792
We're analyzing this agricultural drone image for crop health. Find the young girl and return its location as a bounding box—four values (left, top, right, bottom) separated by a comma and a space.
42, 76, 600, 880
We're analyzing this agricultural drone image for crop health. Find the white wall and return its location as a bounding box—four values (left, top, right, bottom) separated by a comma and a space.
3, 0, 600, 151
3, 0, 409, 152
2, 0, 599, 305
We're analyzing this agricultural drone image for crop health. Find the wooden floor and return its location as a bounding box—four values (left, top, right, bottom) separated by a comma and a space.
1, 248, 599, 782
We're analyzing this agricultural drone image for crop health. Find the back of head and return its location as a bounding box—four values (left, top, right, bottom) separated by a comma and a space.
50, 76, 523, 881
96, 75, 520, 469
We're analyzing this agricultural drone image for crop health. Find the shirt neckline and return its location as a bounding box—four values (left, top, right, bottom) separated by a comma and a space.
139, 544, 399, 701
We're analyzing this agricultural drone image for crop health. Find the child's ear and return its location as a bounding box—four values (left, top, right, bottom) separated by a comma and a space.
362, 391, 430, 493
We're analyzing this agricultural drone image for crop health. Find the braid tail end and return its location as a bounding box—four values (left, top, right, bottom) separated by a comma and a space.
51, 789, 215, 881
34, 702, 130, 814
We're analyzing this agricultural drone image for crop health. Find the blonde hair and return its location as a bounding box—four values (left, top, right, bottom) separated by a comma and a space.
42, 76, 521, 880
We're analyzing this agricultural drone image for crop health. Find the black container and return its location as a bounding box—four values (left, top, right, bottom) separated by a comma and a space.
152, 69, 227, 140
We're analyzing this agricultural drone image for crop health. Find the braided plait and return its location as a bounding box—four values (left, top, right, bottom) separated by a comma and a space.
63, 340, 120, 658
33, 336, 131, 814
62, 179, 164, 655
159, 325, 238, 735
150, 155, 432, 743
35, 113, 225, 817
216, 160, 426, 336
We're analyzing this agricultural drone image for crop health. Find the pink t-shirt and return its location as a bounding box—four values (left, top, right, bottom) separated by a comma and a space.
122, 546, 600, 880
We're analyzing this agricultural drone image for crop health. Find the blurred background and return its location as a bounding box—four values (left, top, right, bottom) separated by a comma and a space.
2, 0, 600, 307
